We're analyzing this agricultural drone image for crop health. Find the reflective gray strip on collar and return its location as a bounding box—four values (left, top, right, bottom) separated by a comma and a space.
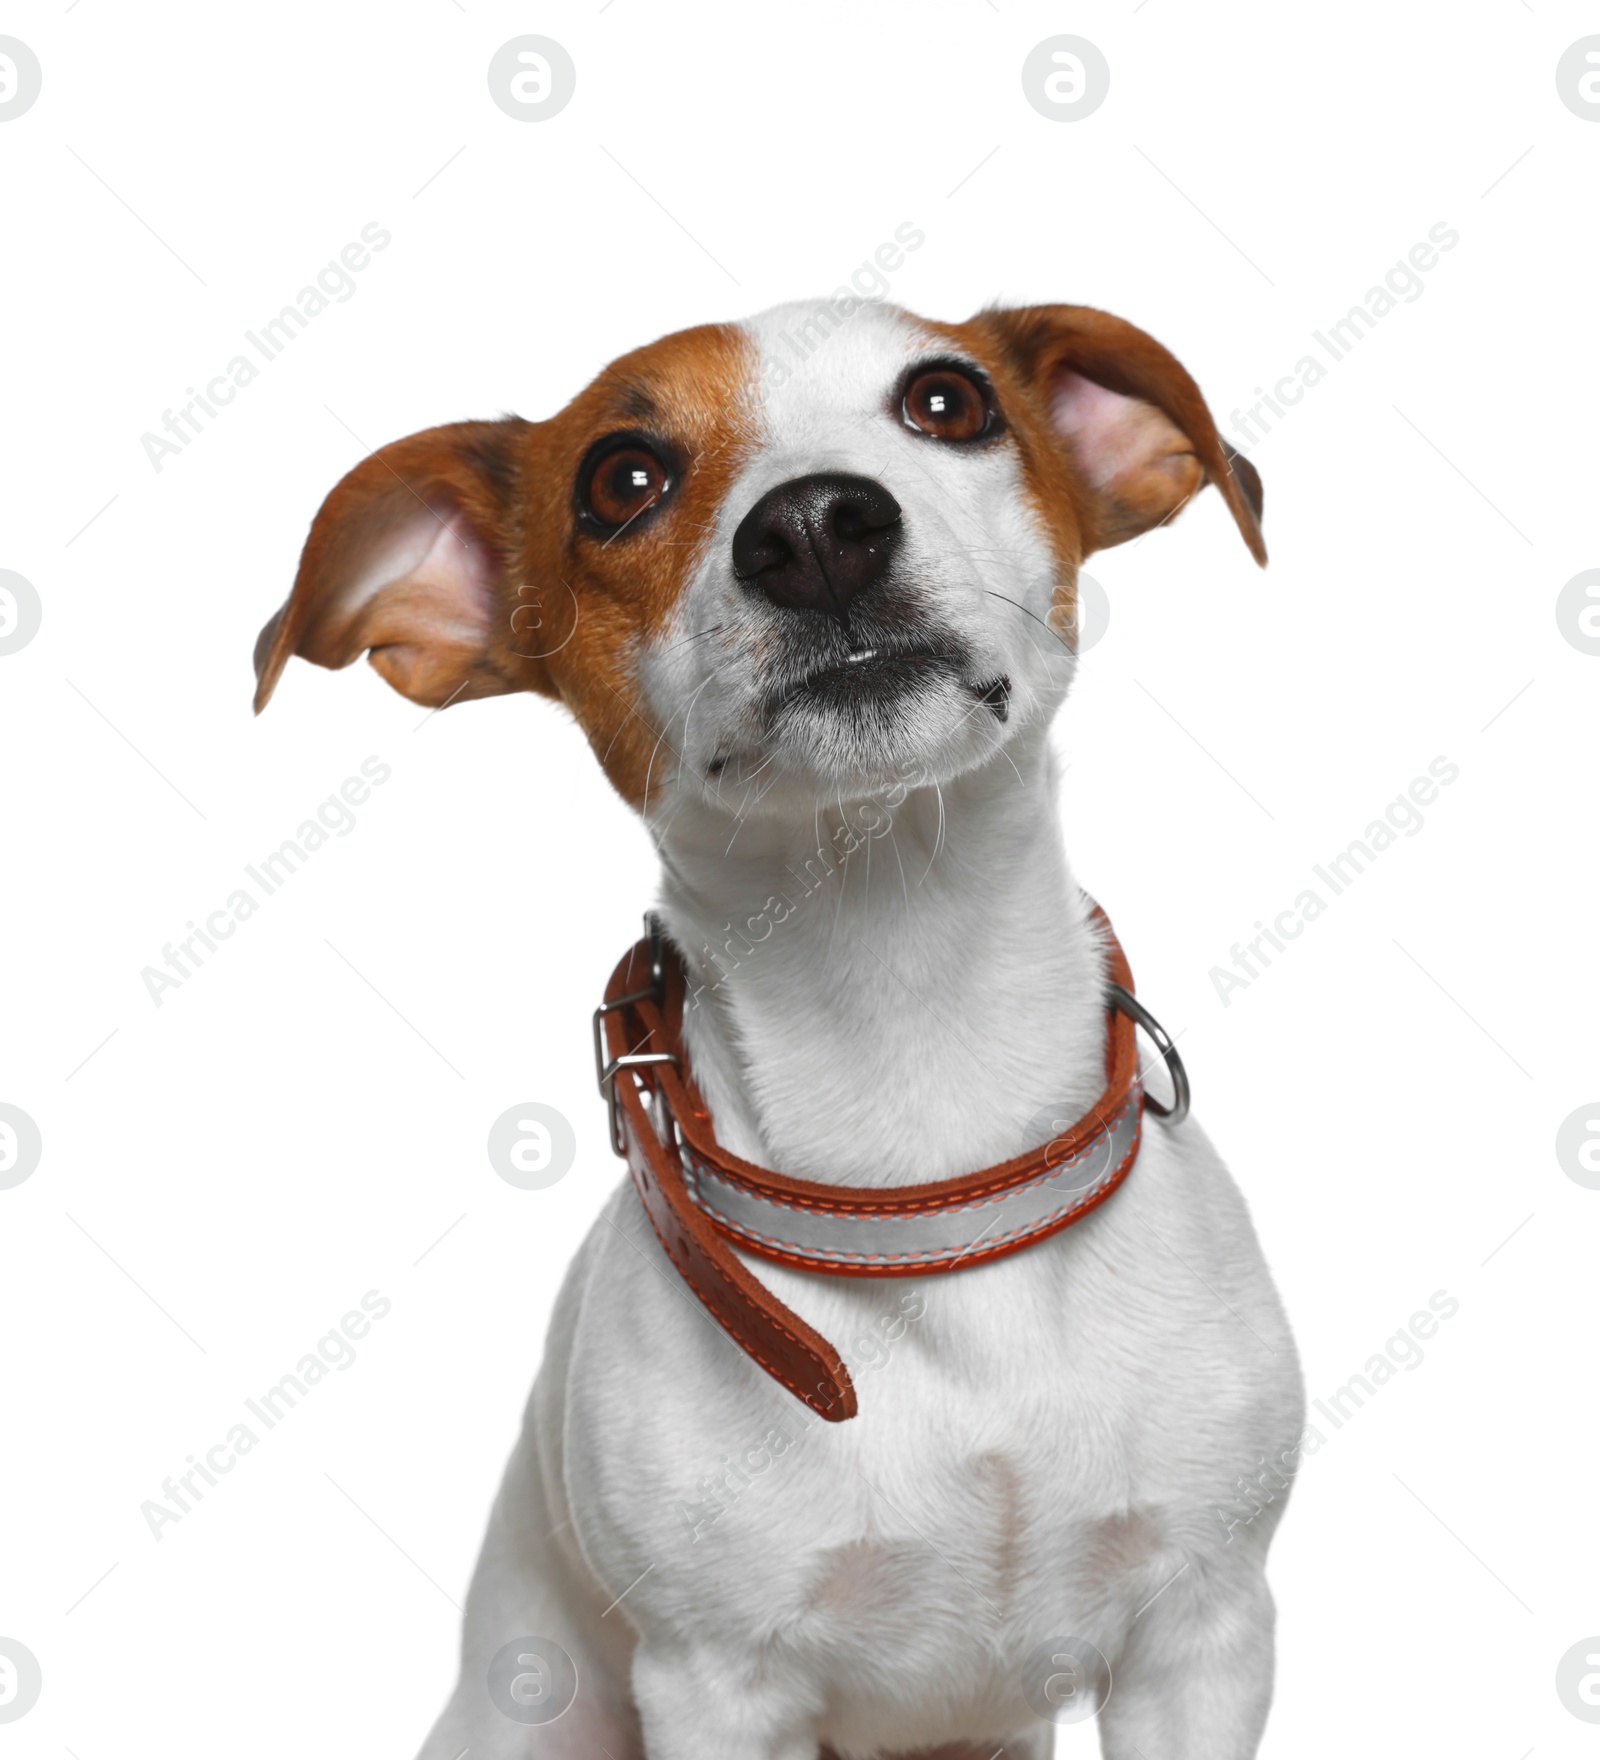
679, 1082, 1142, 1270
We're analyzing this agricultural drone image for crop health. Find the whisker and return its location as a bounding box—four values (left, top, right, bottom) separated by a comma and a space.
593, 673, 687, 807
982, 587, 1074, 654
661, 621, 727, 654
829, 783, 852, 949
720, 751, 783, 853
918, 777, 947, 887
641, 667, 718, 819
736, 750, 777, 791
888, 819, 910, 913
678, 665, 722, 777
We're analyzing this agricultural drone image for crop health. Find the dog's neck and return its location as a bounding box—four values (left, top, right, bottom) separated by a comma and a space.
653, 726, 1111, 1189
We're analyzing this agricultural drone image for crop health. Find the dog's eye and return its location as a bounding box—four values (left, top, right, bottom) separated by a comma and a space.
902, 367, 991, 441
583, 444, 670, 529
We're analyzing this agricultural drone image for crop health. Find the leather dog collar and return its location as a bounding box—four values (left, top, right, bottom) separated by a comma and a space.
595, 906, 1183, 1422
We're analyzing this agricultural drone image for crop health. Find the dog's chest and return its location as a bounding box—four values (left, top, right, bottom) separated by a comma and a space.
573, 1234, 1183, 1747
564, 1116, 1297, 1749
575, 1192, 1191, 1620
780, 1252, 1164, 1588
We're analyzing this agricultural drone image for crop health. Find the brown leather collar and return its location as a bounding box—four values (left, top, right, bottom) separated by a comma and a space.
596, 906, 1160, 1422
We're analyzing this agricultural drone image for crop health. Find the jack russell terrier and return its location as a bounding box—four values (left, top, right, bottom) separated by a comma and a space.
254, 296, 1303, 1760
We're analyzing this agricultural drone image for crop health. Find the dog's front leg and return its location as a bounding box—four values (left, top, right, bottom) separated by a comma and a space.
1096, 1560, 1277, 1760
632, 1645, 820, 1760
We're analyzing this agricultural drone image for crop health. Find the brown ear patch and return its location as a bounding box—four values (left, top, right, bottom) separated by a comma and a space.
959, 304, 1267, 567
252, 418, 544, 715
1222, 441, 1264, 525
1046, 368, 1206, 548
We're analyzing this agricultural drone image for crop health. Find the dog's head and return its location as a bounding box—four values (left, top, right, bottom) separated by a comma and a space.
253, 299, 1263, 816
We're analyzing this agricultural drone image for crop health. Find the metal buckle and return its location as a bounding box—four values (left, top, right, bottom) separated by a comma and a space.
598, 1053, 677, 1156
593, 913, 676, 1155
1109, 984, 1190, 1126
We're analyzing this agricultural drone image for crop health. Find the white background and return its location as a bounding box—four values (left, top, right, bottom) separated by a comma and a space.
2, 3, 1596, 1756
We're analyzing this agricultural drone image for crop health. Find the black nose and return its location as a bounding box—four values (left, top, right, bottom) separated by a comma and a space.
731, 473, 902, 619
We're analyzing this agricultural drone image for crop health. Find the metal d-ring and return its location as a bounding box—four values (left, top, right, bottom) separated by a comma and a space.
1109, 984, 1190, 1126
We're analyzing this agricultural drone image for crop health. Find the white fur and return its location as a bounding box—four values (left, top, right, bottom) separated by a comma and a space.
417, 301, 1302, 1760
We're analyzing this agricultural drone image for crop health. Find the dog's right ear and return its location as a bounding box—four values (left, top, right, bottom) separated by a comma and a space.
253, 417, 552, 715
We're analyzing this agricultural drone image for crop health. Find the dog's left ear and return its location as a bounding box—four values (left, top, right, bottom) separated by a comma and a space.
969, 304, 1266, 566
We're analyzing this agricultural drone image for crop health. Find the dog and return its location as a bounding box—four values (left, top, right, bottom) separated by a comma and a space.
253, 295, 1303, 1760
